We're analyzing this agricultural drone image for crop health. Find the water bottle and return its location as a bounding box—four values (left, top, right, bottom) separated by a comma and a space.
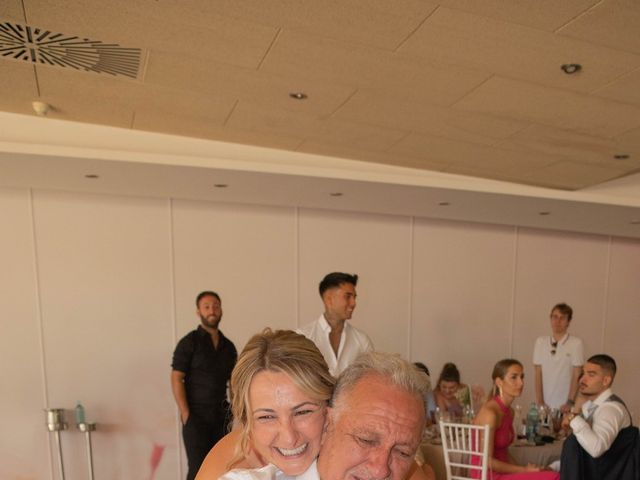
526, 402, 539, 442
75, 401, 86, 424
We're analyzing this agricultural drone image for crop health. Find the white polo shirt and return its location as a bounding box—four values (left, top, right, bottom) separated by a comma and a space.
533, 333, 584, 408
297, 314, 374, 377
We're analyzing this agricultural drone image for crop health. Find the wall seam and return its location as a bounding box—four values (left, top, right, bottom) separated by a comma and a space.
167, 198, 182, 480
294, 207, 300, 327
601, 236, 612, 351
28, 188, 54, 480
407, 216, 415, 360
509, 226, 520, 357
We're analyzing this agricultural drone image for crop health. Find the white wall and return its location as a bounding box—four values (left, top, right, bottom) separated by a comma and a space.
1, 186, 638, 480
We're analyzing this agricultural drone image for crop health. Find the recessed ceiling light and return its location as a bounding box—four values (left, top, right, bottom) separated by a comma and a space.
214, 184, 228, 188
329, 192, 343, 197
289, 92, 308, 100
614, 154, 630, 160
561, 63, 582, 74
539, 211, 551, 216
84, 174, 99, 179
438, 201, 450, 206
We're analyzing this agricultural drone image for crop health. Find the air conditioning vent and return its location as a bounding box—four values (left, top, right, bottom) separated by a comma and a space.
0, 21, 142, 79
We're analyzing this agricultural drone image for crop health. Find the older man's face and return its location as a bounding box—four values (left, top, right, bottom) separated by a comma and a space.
318, 374, 425, 480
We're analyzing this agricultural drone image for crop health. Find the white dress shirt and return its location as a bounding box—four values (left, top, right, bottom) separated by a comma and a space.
220, 461, 319, 480
297, 314, 374, 377
570, 388, 631, 458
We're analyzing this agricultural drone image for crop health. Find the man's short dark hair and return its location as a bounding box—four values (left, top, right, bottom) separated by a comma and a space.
196, 291, 221, 307
318, 272, 358, 296
551, 302, 573, 321
587, 354, 617, 379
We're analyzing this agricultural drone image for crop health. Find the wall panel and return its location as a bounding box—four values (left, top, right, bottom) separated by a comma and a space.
603, 238, 640, 418
512, 228, 609, 405
411, 218, 516, 393
33, 191, 176, 480
1, 185, 639, 480
298, 208, 412, 356
172, 200, 297, 351
0, 188, 48, 480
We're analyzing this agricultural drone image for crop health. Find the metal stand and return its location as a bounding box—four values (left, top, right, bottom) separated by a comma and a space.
45, 408, 68, 480
78, 422, 97, 480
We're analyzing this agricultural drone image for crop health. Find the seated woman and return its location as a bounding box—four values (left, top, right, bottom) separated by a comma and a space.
434, 362, 469, 420
472, 359, 559, 479
196, 329, 433, 480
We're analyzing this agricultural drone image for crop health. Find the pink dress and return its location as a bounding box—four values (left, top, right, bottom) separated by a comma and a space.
472, 396, 559, 479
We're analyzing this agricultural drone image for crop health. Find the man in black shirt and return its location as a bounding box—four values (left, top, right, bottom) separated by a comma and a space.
171, 291, 237, 480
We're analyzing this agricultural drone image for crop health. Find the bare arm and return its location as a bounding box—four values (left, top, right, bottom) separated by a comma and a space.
434, 389, 447, 413
474, 402, 540, 474
563, 366, 582, 413
533, 365, 545, 407
170, 370, 189, 424
195, 430, 259, 480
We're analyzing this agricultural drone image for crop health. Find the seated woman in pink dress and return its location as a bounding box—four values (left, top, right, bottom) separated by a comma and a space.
472, 359, 559, 479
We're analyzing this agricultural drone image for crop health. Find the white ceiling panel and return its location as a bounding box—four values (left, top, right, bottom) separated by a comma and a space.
333, 90, 529, 146
557, 0, 640, 55
437, 0, 599, 31
455, 76, 640, 137
397, 7, 640, 94
259, 30, 490, 107
2, 0, 640, 220
198, 0, 440, 49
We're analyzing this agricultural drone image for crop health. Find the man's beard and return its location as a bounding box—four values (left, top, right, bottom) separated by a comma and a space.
200, 314, 221, 329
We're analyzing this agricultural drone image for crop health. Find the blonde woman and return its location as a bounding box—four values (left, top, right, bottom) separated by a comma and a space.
196, 329, 334, 479
195, 329, 433, 480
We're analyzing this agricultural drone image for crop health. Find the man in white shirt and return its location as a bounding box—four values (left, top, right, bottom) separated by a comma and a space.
533, 302, 584, 413
558, 354, 639, 480
563, 354, 632, 459
298, 272, 373, 377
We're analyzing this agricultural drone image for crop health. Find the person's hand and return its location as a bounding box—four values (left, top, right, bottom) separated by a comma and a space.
559, 403, 572, 414
561, 412, 575, 433
524, 463, 541, 472
573, 394, 587, 412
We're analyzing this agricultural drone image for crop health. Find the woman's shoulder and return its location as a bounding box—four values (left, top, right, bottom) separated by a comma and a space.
474, 399, 501, 426
196, 430, 253, 480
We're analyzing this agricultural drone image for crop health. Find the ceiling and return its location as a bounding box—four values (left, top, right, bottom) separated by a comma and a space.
1, 0, 640, 238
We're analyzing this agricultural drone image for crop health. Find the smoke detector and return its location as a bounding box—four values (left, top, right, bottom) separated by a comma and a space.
32, 101, 51, 116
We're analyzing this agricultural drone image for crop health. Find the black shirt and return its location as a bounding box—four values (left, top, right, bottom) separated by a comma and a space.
172, 326, 237, 418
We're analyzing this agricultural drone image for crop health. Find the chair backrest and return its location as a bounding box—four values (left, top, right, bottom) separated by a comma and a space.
439, 421, 490, 480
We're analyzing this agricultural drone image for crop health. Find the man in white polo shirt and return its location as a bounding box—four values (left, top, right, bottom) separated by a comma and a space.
298, 272, 373, 377
533, 302, 584, 413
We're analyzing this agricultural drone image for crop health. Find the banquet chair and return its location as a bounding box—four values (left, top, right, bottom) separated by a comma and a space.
439, 421, 490, 480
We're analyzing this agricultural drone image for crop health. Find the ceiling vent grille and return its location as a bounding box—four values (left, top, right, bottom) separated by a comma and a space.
0, 21, 142, 79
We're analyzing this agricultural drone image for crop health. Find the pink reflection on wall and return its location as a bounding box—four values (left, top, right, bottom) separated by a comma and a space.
148, 443, 165, 480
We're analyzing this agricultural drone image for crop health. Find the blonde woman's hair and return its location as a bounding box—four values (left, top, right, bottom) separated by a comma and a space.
228, 329, 335, 469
